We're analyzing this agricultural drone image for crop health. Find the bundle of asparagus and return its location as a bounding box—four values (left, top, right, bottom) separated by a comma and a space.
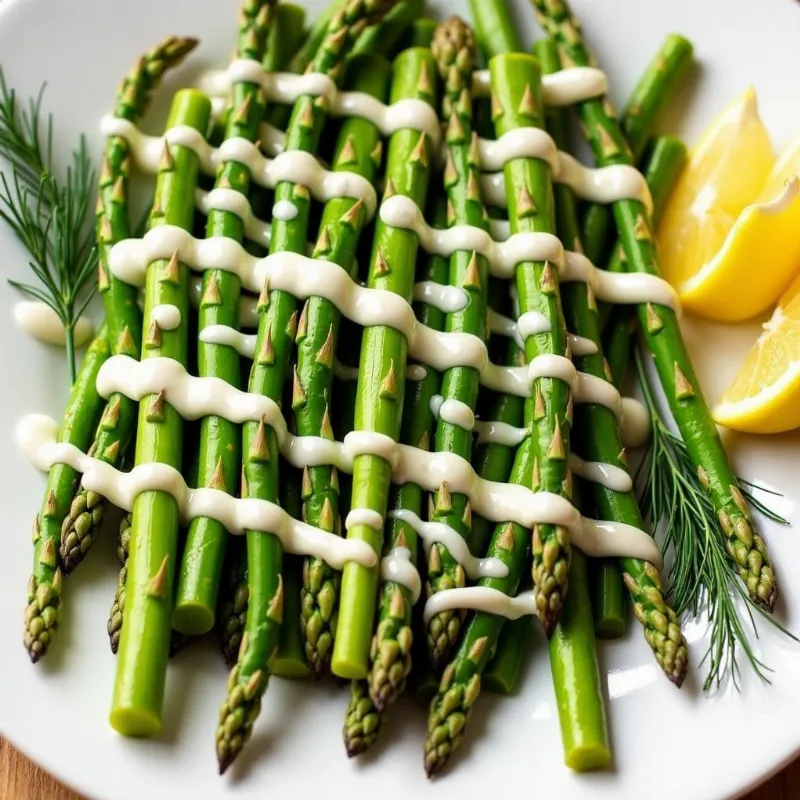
13, 0, 792, 782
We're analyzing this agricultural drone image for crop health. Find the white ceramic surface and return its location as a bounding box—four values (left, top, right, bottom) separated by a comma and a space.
1, 1, 800, 798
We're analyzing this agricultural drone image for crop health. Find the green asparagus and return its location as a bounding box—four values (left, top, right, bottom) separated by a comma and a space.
581, 34, 693, 266
534, 0, 777, 611
58, 37, 199, 575
24, 325, 110, 661
468, 0, 523, 58
295, 54, 390, 678
363, 198, 448, 721
109, 89, 212, 738
332, 45, 438, 681
491, 52, 571, 636
593, 136, 687, 637
424, 17, 493, 672
217, 1, 397, 772
172, 0, 276, 637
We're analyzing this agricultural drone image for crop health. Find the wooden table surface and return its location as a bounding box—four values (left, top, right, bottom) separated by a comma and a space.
1, 736, 798, 799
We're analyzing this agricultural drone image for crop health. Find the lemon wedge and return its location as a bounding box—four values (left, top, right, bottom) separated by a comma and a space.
712, 270, 800, 433
656, 88, 800, 322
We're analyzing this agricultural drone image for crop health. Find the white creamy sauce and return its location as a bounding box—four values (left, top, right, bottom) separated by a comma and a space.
568, 334, 599, 356
13, 302, 94, 348
345, 507, 383, 532
380, 547, 422, 603
272, 199, 298, 221
413, 281, 468, 313
424, 586, 535, 623
517, 310, 552, 341
198, 59, 443, 144
619, 397, 651, 448
195, 188, 271, 249
17, 414, 375, 571
568, 452, 633, 493
100, 116, 378, 219
471, 66, 607, 106
473, 419, 528, 448
430, 394, 475, 431
391, 509, 509, 580
477, 133, 652, 212
150, 304, 181, 332
487, 308, 524, 349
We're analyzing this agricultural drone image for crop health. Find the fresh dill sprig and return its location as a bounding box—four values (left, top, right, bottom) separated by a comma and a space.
634, 348, 794, 691
0, 67, 97, 382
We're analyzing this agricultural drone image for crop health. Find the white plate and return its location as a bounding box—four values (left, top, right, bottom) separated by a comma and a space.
1, 0, 800, 798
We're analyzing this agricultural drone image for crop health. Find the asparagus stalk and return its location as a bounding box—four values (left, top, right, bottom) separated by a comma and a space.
172, 0, 276, 636
217, 2, 396, 772
23, 325, 110, 661
267, 0, 421, 130
332, 45, 438, 681
352, 0, 424, 56
535, 0, 777, 611
468, 0, 523, 58
295, 54, 391, 678
540, 37, 688, 685
218, 541, 248, 666
422, 18, 493, 672
581, 34, 693, 266
592, 136, 687, 637
265, 4, 307, 71
549, 545, 610, 769
272, 466, 312, 680
359, 198, 448, 727
108, 512, 190, 658
344, 680, 385, 756
108, 512, 131, 654
57, 38, 200, 576
532, 37, 610, 767
423, 439, 535, 776
491, 52, 571, 636
397, 17, 438, 51
482, 616, 528, 695
109, 89, 212, 737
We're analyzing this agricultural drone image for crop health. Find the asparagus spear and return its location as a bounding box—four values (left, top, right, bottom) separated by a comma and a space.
57, 37, 199, 575
23, 325, 110, 661
581, 34, 693, 266
482, 616, 528, 695
108, 511, 131, 654
217, 2, 396, 772
108, 512, 190, 658
109, 89, 212, 737
467, 0, 523, 57
295, 54, 391, 678
358, 198, 448, 731
331, 44, 438, 681
539, 37, 688, 684
491, 52, 571, 636
396, 17, 438, 51
344, 680, 385, 756
218, 541, 248, 666
549, 545, 610, 769
593, 136, 687, 637
272, 465, 313, 679
533, 0, 777, 611
267, 0, 422, 130
172, 0, 276, 637
423, 17, 493, 671
423, 440, 535, 776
